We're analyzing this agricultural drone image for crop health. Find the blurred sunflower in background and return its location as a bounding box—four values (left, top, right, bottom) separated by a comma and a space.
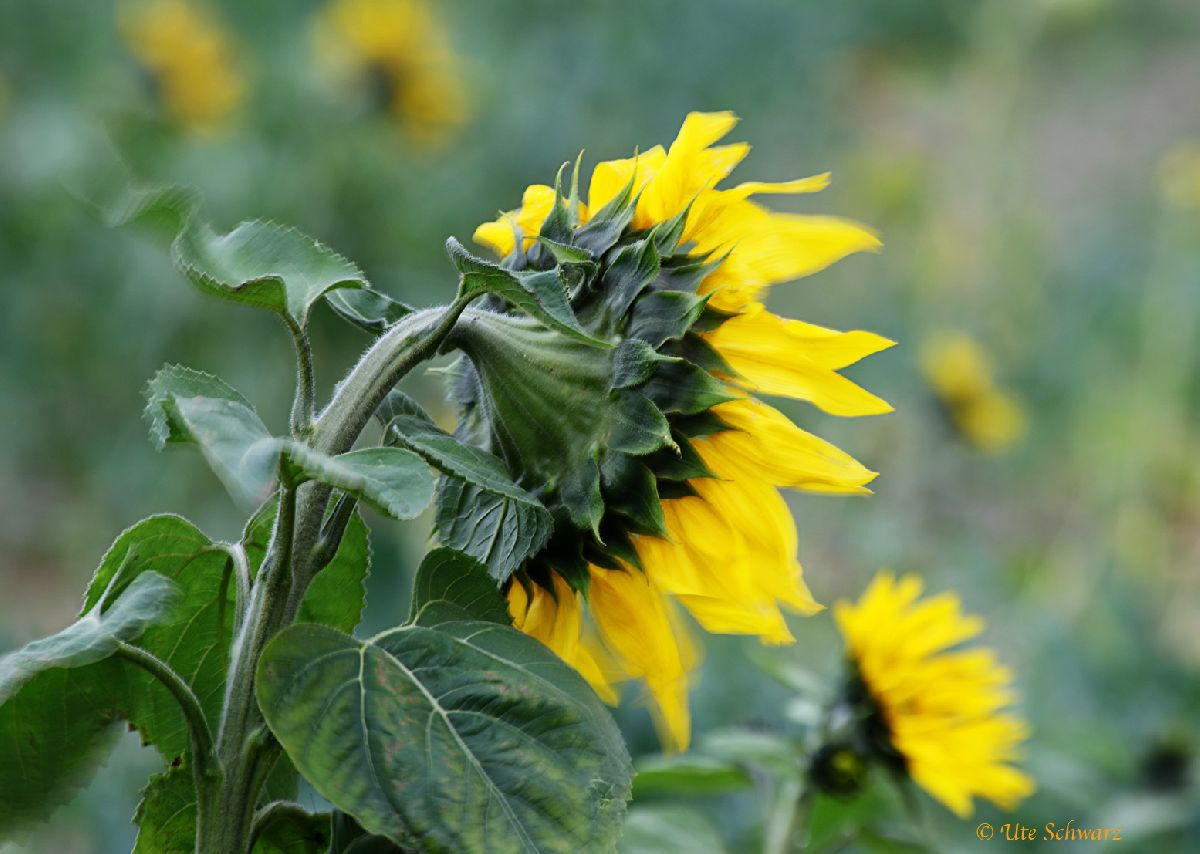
920, 330, 1026, 454
312, 0, 467, 144
118, 0, 245, 133
820, 571, 1036, 816
458, 112, 892, 748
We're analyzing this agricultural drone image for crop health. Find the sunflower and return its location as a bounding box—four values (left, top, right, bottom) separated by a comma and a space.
313, 0, 467, 144
119, 0, 245, 133
831, 571, 1036, 816
455, 112, 892, 748
919, 330, 1026, 454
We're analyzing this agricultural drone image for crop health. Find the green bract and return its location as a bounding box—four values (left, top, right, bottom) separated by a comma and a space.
445, 180, 732, 593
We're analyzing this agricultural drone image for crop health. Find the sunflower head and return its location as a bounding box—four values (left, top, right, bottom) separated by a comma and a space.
314, 0, 466, 143
119, 0, 244, 133
450, 112, 893, 748
827, 571, 1036, 816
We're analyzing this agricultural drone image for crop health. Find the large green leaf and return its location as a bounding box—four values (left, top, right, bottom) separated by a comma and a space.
82, 515, 233, 759
173, 218, 368, 327
447, 238, 607, 347
0, 572, 179, 837
407, 548, 511, 626
383, 413, 552, 582
244, 496, 372, 633
285, 446, 434, 521
256, 621, 632, 854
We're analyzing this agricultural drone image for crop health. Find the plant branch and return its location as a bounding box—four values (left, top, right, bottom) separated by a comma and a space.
285, 315, 316, 438
116, 641, 222, 847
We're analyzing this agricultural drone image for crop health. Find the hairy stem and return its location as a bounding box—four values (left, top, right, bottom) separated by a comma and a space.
202, 297, 475, 853
116, 642, 221, 849
285, 317, 317, 438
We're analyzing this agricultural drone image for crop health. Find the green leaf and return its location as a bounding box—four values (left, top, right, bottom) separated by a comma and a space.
145, 366, 280, 506
173, 218, 368, 327
245, 496, 373, 634
82, 515, 233, 759
619, 806, 726, 854
256, 621, 632, 854
143, 364, 257, 450
2, 572, 178, 685
447, 237, 607, 346
631, 754, 752, 798
384, 414, 553, 582
0, 572, 180, 837
407, 548, 511, 626
133, 764, 199, 854
326, 288, 413, 335
254, 805, 333, 854
286, 446, 434, 521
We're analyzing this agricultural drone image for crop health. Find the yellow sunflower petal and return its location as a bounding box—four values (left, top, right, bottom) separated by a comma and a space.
587, 565, 693, 750
700, 396, 877, 493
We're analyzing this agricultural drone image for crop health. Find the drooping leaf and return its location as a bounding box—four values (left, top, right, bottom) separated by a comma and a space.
143, 365, 256, 450
407, 548, 511, 626
285, 445, 434, 521
0, 572, 180, 837
144, 367, 280, 507
384, 414, 552, 581
244, 496, 373, 634
256, 621, 632, 854
1, 572, 179, 687
447, 237, 608, 346
326, 288, 413, 335
173, 218, 368, 327
81, 515, 233, 759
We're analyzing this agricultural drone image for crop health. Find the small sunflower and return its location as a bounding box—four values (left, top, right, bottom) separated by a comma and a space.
920, 331, 1025, 454
830, 571, 1036, 816
119, 0, 244, 133
313, 0, 467, 144
457, 112, 892, 748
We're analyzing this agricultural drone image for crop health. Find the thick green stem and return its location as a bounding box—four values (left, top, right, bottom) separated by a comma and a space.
116, 642, 222, 850
201, 297, 474, 853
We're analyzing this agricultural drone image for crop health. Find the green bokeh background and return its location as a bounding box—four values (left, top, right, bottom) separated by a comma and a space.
1, 0, 1198, 851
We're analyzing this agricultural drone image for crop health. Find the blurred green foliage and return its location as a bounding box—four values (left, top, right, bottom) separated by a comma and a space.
1, 0, 1199, 851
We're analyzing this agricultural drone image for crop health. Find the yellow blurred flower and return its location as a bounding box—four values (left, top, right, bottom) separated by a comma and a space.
1157, 142, 1200, 209
834, 572, 1036, 817
920, 330, 1026, 453
119, 0, 244, 133
478, 112, 892, 748
314, 0, 467, 144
